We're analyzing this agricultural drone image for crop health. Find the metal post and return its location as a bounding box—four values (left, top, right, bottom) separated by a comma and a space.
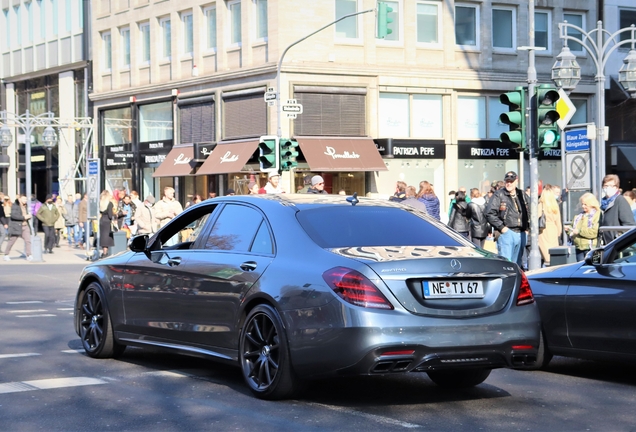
596, 21, 607, 185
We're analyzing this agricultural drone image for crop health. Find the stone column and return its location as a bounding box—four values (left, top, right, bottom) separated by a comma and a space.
58, 70, 76, 197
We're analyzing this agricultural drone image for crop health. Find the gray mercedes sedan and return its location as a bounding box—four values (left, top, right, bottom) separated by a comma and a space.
74, 194, 540, 400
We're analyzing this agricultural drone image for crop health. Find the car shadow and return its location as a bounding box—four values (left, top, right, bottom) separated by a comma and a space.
541, 356, 636, 386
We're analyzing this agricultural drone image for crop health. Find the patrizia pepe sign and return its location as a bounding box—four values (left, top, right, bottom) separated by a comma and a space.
324, 146, 360, 159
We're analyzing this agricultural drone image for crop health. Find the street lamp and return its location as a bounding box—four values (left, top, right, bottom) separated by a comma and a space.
552, 21, 636, 198
0, 110, 58, 262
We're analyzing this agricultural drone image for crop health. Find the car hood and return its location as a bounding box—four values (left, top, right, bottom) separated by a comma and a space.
328, 246, 520, 318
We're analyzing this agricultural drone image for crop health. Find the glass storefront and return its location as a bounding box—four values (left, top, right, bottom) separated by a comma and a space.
102, 106, 133, 194
138, 101, 173, 199
457, 141, 519, 195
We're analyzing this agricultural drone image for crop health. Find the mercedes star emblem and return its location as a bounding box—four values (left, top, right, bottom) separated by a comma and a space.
450, 259, 461, 271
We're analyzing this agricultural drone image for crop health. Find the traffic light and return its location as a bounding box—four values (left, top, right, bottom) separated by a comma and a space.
377, 2, 393, 39
499, 86, 526, 150
536, 84, 561, 149
279, 138, 299, 171
258, 135, 279, 172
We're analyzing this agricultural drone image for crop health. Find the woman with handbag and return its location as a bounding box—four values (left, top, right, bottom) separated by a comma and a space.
98, 190, 115, 258
448, 190, 470, 239
538, 187, 562, 266
567, 193, 601, 261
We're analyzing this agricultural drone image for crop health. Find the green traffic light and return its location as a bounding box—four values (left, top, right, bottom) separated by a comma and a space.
279, 138, 299, 171
499, 87, 526, 150
258, 136, 279, 170
377, 2, 393, 38
536, 84, 561, 149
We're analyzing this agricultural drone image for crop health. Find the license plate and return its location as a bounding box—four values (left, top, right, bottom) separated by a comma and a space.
423, 280, 485, 299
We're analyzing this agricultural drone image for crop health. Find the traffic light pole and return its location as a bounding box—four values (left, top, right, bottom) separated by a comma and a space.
526, 0, 541, 271
275, 8, 375, 138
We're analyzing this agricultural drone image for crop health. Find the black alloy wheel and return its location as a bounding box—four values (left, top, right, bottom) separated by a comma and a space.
239, 304, 297, 400
78, 282, 125, 358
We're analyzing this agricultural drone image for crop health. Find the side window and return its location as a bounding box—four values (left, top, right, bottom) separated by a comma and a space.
250, 221, 273, 255
157, 206, 216, 250
205, 204, 264, 252
612, 240, 636, 264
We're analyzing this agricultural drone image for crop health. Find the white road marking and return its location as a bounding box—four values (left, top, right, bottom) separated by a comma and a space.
6, 301, 43, 304
61, 350, 83, 354
0, 353, 41, 359
0, 377, 107, 394
307, 402, 421, 429
15, 314, 57, 318
57, 308, 74, 311
141, 370, 195, 378
8, 309, 48, 313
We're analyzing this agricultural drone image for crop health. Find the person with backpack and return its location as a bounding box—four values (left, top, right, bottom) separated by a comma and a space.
466, 188, 489, 248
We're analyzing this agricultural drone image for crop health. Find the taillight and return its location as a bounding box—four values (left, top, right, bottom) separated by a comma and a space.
516, 272, 535, 306
323, 267, 393, 310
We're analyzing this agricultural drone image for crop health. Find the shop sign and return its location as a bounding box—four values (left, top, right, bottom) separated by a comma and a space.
374, 139, 445, 159
105, 143, 134, 169
194, 142, 217, 161
457, 141, 519, 160
140, 139, 173, 167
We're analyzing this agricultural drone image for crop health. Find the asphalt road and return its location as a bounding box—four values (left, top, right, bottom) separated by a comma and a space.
1, 254, 635, 431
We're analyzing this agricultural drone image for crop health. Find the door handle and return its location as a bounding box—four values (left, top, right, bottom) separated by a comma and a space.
240, 261, 258, 271
168, 257, 182, 267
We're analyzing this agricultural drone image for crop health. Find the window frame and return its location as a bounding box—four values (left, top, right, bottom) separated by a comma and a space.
228, 0, 242, 47
492, 6, 516, 52
3, 8, 10, 51
415, 0, 442, 48
455, 3, 479, 50
335, 0, 362, 43
619, 8, 636, 43
375, 0, 402, 45
563, 12, 585, 55
254, 0, 267, 41
535, 9, 552, 55
378, 92, 444, 139
159, 17, 172, 61
181, 10, 194, 57
139, 21, 151, 65
203, 4, 217, 52
120, 26, 131, 69
102, 31, 112, 72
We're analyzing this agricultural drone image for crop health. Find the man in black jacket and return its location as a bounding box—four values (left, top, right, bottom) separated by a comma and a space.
485, 171, 529, 266
306, 175, 328, 194
600, 174, 635, 244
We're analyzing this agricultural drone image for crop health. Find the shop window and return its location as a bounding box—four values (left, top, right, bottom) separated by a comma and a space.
223, 92, 266, 139
139, 102, 173, 142
294, 92, 366, 136
457, 96, 486, 139
103, 107, 132, 146
179, 101, 215, 144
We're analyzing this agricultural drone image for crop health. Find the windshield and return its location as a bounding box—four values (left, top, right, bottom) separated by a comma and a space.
296, 206, 467, 248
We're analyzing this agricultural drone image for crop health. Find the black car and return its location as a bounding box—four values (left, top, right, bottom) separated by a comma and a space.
75, 194, 540, 399
527, 227, 636, 368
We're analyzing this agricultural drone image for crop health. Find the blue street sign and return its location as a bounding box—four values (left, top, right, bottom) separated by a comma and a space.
565, 128, 590, 152
88, 160, 98, 175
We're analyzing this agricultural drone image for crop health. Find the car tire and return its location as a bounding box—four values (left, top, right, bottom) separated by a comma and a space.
78, 282, 126, 359
239, 304, 297, 400
427, 368, 491, 388
533, 329, 553, 370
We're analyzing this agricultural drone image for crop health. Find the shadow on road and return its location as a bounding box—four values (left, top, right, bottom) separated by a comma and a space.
541, 356, 636, 386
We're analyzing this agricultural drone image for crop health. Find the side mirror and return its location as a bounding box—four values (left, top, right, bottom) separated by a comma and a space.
129, 234, 149, 253
584, 248, 603, 266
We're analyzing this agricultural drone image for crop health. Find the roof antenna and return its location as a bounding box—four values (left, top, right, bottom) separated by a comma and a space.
346, 192, 359, 206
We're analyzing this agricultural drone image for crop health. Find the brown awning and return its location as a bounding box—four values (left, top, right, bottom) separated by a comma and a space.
297, 137, 387, 171
196, 139, 259, 175
152, 145, 196, 177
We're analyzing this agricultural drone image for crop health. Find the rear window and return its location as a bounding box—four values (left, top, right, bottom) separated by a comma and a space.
296, 206, 466, 248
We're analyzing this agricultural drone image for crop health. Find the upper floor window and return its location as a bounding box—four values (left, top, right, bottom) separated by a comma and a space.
492, 7, 515, 51
455, 4, 478, 48
181, 11, 193, 55
102, 31, 112, 71
65, 0, 72, 32
535, 10, 551, 53
619, 9, 636, 43
379, 93, 443, 139
37, 0, 46, 40
204, 5, 217, 50
255, 0, 267, 40
3, 9, 9, 51
228, 0, 242, 45
564, 13, 584, 53
121, 27, 131, 67
416, 1, 441, 45
52, 0, 58, 35
458, 95, 507, 140
160, 17, 171, 59
376, 0, 399, 42
27, 2, 33, 43
335, 0, 358, 39
14, 5, 22, 46
139, 22, 150, 63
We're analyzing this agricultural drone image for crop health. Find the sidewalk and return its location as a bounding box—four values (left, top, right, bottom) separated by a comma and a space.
1, 233, 96, 265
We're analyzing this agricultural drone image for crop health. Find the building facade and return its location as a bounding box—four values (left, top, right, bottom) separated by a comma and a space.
87, 0, 602, 215
1, 0, 90, 200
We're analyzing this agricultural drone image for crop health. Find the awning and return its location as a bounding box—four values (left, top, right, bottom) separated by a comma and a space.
296, 137, 387, 171
152, 145, 196, 177
196, 139, 259, 175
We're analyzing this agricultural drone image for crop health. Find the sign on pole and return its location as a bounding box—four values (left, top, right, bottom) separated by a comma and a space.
556, 88, 577, 130
87, 158, 100, 219
565, 152, 591, 190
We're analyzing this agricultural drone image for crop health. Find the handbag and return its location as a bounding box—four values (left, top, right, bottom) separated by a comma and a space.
111, 221, 119, 232
538, 211, 546, 229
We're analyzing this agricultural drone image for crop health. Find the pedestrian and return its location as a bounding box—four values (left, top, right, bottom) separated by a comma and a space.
63, 194, 78, 246
537, 187, 562, 267
416, 180, 441, 220
54, 196, 66, 247
154, 186, 183, 246
306, 175, 328, 194
77, 193, 88, 248
135, 195, 156, 235
248, 181, 260, 195
225, 188, 236, 196
29, 194, 42, 234
116, 194, 136, 231
389, 181, 407, 202
185, 194, 202, 208
466, 188, 489, 248
485, 171, 529, 266
36, 194, 60, 254
567, 192, 601, 261
264, 172, 285, 193
297, 176, 311, 194
622, 190, 636, 221
0, 197, 10, 247
99, 190, 115, 258
599, 174, 635, 244
448, 190, 470, 239
4, 195, 33, 261
402, 186, 428, 213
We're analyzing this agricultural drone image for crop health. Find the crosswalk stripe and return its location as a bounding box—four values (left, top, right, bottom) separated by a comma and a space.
6, 301, 43, 304
0, 353, 41, 359
9, 309, 48, 313
16, 314, 57, 318
0, 377, 107, 394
